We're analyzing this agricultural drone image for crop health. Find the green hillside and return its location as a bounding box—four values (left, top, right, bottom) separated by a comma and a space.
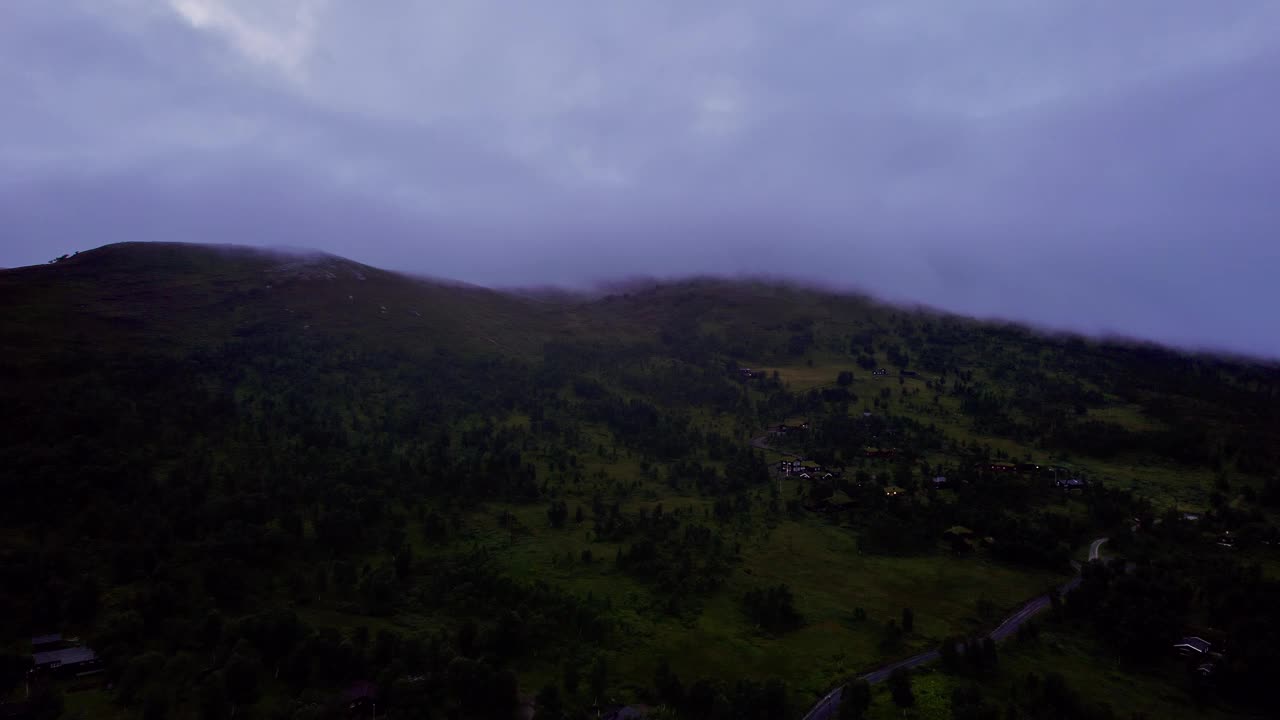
1, 242, 1277, 720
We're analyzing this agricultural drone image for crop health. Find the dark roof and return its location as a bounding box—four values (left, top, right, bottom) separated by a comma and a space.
1175, 637, 1211, 653
33, 647, 96, 667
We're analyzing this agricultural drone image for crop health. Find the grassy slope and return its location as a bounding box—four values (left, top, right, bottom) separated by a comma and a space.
473, 489, 1062, 699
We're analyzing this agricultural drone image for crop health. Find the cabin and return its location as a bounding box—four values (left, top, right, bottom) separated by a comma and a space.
872, 368, 888, 376
30, 633, 100, 678
1055, 477, 1087, 490
30, 634, 62, 652
31, 646, 99, 677
778, 459, 819, 476
1173, 636, 1212, 657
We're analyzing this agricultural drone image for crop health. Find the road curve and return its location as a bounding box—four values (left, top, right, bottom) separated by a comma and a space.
750, 433, 799, 458
801, 538, 1109, 720
1089, 537, 1109, 561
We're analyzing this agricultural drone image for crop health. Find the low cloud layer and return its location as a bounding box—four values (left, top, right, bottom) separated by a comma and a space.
3, 1, 1279, 356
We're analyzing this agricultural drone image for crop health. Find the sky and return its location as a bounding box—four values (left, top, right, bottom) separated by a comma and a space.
3, 1, 1280, 357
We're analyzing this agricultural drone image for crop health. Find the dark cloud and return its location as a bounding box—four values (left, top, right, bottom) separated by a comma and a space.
3, 0, 1279, 357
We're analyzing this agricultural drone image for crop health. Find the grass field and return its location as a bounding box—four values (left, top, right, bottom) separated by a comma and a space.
395, 476, 1069, 703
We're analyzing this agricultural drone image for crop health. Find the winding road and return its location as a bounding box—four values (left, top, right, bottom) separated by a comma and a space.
800, 538, 1109, 720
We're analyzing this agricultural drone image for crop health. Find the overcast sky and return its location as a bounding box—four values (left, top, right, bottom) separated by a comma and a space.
4, 1, 1279, 356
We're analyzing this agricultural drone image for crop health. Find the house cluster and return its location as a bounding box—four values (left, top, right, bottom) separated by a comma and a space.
777, 459, 842, 481
28, 633, 100, 679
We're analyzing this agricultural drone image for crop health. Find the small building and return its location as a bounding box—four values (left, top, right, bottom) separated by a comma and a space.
872, 368, 888, 376
1055, 477, 1087, 490
31, 646, 100, 677
864, 447, 897, 459
30, 634, 62, 652
778, 459, 804, 475
932, 476, 949, 488
1173, 636, 1212, 657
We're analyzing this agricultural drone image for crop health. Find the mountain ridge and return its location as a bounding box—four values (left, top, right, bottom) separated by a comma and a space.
5, 241, 1277, 366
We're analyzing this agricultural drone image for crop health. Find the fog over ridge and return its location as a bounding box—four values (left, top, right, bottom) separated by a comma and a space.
3, 1, 1279, 357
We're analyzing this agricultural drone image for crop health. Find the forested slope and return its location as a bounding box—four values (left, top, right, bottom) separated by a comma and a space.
1, 243, 1277, 719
